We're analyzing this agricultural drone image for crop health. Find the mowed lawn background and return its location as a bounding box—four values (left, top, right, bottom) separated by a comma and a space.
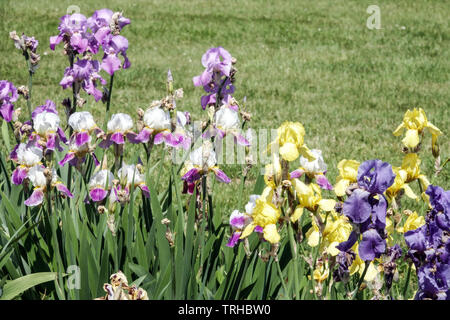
0, 0, 448, 216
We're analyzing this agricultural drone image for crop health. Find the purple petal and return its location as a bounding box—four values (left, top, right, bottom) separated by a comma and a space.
46, 133, 56, 150
316, 174, 333, 190
75, 131, 90, 147
9, 144, 19, 162
91, 152, 100, 167
58, 152, 76, 167
226, 232, 242, 248
56, 183, 73, 198
214, 169, 231, 184
125, 132, 140, 144
57, 127, 68, 144
254, 226, 264, 233
357, 159, 395, 194
182, 168, 201, 183
12, 167, 28, 185
404, 226, 426, 252
110, 132, 125, 144
24, 188, 44, 207
153, 132, 165, 145
290, 169, 305, 179
98, 134, 113, 149
89, 188, 108, 202
359, 229, 386, 261
164, 132, 181, 147
135, 128, 152, 143
336, 231, 358, 252
234, 133, 250, 146
343, 189, 372, 224
370, 194, 387, 230
139, 184, 150, 198
0, 103, 14, 122
49, 35, 62, 50
101, 54, 121, 75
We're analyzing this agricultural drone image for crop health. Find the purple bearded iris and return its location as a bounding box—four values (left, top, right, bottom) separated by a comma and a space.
59, 111, 102, 168
30, 101, 68, 153
193, 47, 235, 110
60, 58, 106, 101
202, 106, 250, 146
24, 165, 73, 207
0, 80, 18, 122
98, 113, 139, 149
135, 108, 192, 150
226, 210, 251, 247
337, 159, 395, 261
404, 185, 450, 300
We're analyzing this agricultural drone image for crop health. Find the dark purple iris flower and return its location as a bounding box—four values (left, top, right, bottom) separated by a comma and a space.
0, 80, 18, 122
337, 160, 395, 261
333, 250, 356, 283
357, 159, 396, 195
358, 229, 386, 261
405, 185, 450, 300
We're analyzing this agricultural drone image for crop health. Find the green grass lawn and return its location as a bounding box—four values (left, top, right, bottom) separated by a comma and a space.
1, 0, 448, 217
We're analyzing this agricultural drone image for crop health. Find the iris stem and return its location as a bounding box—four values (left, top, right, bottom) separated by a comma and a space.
106, 74, 115, 113
352, 261, 369, 300
287, 222, 300, 299
25, 57, 33, 121
402, 262, 413, 299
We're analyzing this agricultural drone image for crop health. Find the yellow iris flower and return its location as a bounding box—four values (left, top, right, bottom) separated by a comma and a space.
292, 179, 336, 216
313, 262, 330, 283
393, 108, 442, 150
306, 211, 353, 256
401, 153, 430, 191
397, 211, 425, 233
269, 121, 316, 162
385, 166, 417, 202
240, 198, 281, 244
334, 159, 360, 197
349, 250, 378, 282
263, 154, 283, 189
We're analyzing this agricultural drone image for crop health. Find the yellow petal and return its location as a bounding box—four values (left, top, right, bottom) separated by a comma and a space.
334, 178, 350, 197
240, 223, 255, 239
318, 199, 336, 212
279, 142, 299, 162
418, 174, 430, 191
327, 241, 341, 256
363, 262, 378, 281
402, 184, 418, 200
426, 121, 442, 137
402, 129, 420, 149
263, 224, 280, 244
337, 159, 360, 180
298, 145, 316, 162
290, 206, 304, 223
393, 123, 405, 136
307, 228, 320, 247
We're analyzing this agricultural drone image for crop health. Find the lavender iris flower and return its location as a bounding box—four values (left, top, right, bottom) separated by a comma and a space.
60, 59, 106, 101
193, 47, 234, 110
0, 80, 18, 122
50, 13, 90, 53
